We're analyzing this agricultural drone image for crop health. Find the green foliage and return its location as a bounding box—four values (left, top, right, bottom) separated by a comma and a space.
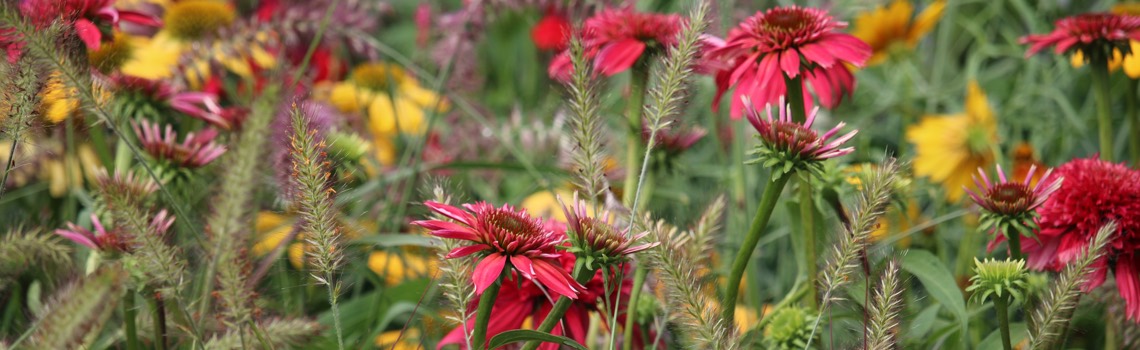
489, 330, 589, 350
762, 306, 816, 350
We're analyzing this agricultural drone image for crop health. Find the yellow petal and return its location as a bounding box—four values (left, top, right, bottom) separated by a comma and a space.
121, 33, 184, 80
368, 96, 425, 136
328, 83, 373, 114
375, 329, 422, 349
368, 250, 435, 285
1124, 42, 1140, 79
964, 80, 994, 126
400, 81, 449, 112
907, 0, 945, 45
288, 242, 305, 269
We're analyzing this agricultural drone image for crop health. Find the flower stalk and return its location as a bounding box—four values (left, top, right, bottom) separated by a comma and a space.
521, 260, 598, 350
786, 73, 818, 308
994, 295, 1013, 350
124, 291, 139, 350
623, 63, 651, 206
723, 173, 793, 323
1090, 58, 1114, 162
471, 266, 507, 350
1129, 80, 1140, 165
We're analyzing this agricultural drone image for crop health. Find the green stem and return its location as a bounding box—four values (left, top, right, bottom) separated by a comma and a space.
723, 173, 794, 324
1106, 311, 1120, 350
124, 291, 139, 350
622, 64, 651, 206
471, 265, 507, 349
1128, 80, 1139, 165
522, 261, 598, 350
1090, 60, 1114, 162
785, 76, 806, 123
326, 279, 344, 350
800, 179, 818, 309
153, 293, 167, 350
1007, 230, 1022, 260
994, 296, 1013, 350
621, 265, 649, 350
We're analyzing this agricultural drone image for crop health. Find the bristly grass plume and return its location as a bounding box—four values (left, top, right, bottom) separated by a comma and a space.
865, 260, 903, 350
1028, 221, 1116, 349
26, 265, 127, 350
564, 34, 608, 202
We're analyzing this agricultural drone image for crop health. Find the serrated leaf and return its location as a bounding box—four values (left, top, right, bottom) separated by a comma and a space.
488, 330, 589, 350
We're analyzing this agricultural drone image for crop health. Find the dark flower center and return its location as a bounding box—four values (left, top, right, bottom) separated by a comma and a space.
762, 9, 810, 32
986, 183, 1034, 214
772, 122, 819, 147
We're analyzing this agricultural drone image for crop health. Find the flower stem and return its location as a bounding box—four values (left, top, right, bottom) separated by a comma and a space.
1090, 59, 1114, 162
152, 293, 167, 350
994, 295, 1013, 350
471, 266, 507, 349
621, 265, 649, 350
785, 76, 807, 123
326, 278, 345, 350
623, 63, 651, 206
723, 173, 794, 324
1128, 80, 1139, 165
1007, 230, 1022, 260
124, 291, 139, 350
522, 261, 598, 350
800, 179, 819, 309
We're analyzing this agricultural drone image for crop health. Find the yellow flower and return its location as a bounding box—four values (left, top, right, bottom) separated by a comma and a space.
326, 63, 447, 166
39, 73, 80, 124
374, 329, 422, 349
519, 188, 590, 223
253, 211, 365, 269
852, 0, 946, 65
368, 250, 438, 285
907, 80, 997, 202
120, 0, 275, 84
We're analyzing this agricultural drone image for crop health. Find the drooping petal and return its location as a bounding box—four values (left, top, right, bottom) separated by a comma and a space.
74, 19, 103, 51
594, 39, 646, 76
446, 244, 489, 259
472, 253, 509, 295
424, 201, 475, 225
530, 258, 580, 299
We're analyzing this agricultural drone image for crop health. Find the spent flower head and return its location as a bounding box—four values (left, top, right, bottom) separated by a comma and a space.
967, 258, 1029, 304
558, 193, 657, 269
412, 201, 583, 299
745, 97, 857, 178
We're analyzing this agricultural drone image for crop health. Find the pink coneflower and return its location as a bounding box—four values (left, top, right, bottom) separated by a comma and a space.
548, 7, 684, 80
55, 210, 174, 253
20, 0, 161, 51
559, 193, 657, 268
1021, 158, 1140, 320
439, 251, 643, 350
642, 122, 707, 156
968, 165, 1061, 217
532, 9, 571, 52
707, 6, 871, 118
746, 97, 857, 171
132, 119, 226, 168
1021, 13, 1140, 60
412, 201, 584, 299
109, 75, 245, 129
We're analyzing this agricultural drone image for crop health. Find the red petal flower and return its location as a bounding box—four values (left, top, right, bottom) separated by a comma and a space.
532, 11, 571, 51
548, 7, 684, 80
706, 6, 871, 118
1021, 13, 1140, 57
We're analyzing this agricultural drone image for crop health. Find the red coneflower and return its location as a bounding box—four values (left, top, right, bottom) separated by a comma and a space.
413, 201, 584, 299
55, 210, 174, 253
20, 0, 161, 51
559, 193, 657, 268
531, 9, 571, 52
1021, 158, 1140, 320
548, 7, 684, 80
1021, 13, 1140, 60
109, 75, 245, 130
707, 6, 871, 118
746, 97, 857, 174
133, 119, 227, 168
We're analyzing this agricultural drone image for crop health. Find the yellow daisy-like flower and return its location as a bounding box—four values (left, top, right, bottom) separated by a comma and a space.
851, 0, 946, 65
374, 329, 422, 349
326, 63, 447, 166
907, 80, 997, 202
39, 72, 80, 124
120, 0, 275, 84
367, 249, 438, 285
1069, 5, 1140, 79
519, 188, 593, 223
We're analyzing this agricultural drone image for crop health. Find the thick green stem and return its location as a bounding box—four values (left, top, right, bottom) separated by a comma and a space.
326, 279, 344, 350
1128, 80, 1139, 165
994, 296, 1013, 350
1007, 230, 1022, 260
621, 265, 649, 350
785, 76, 806, 123
723, 173, 794, 324
1090, 60, 1114, 162
622, 64, 651, 206
1106, 311, 1120, 350
124, 291, 139, 350
471, 266, 507, 349
522, 261, 598, 350
800, 179, 818, 308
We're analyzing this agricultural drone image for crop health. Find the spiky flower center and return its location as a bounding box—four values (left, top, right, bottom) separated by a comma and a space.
579, 217, 626, 253
762, 10, 811, 33
164, 1, 235, 41
986, 183, 1034, 215
352, 64, 407, 92
482, 208, 546, 255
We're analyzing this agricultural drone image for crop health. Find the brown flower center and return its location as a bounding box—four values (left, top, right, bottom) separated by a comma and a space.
762, 9, 810, 32
986, 183, 1033, 214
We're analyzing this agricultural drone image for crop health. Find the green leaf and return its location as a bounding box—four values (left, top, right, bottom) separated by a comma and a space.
351, 234, 441, 248
907, 304, 941, 341
901, 250, 969, 343
488, 330, 589, 350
